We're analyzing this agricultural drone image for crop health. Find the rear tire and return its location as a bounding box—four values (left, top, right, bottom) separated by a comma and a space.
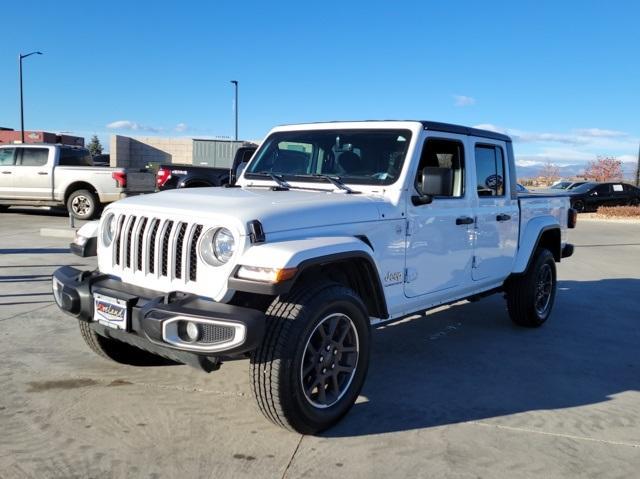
505, 248, 557, 327
629, 197, 639, 207
78, 321, 171, 366
67, 189, 99, 220
250, 281, 371, 434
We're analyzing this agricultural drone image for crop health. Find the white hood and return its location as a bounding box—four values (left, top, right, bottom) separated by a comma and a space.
112, 186, 387, 235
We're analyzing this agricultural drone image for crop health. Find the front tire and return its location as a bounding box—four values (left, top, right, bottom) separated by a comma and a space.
67, 189, 99, 220
250, 282, 371, 434
505, 248, 557, 327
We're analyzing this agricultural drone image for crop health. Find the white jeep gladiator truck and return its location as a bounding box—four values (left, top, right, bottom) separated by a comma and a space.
0, 144, 155, 219
53, 121, 576, 433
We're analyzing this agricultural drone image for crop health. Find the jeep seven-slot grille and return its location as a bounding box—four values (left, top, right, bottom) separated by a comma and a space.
112, 215, 203, 283
189, 225, 203, 281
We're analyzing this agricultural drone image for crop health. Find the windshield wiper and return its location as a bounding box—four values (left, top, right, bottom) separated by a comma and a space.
246, 172, 290, 190
297, 174, 356, 193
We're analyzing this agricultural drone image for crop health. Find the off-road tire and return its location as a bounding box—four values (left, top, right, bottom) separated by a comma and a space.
250, 281, 371, 434
78, 320, 170, 366
67, 189, 99, 220
505, 248, 557, 327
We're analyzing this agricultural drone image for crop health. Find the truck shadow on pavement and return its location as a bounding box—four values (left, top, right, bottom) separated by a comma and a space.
0, 248, 70, 255
324, 278, 640, 437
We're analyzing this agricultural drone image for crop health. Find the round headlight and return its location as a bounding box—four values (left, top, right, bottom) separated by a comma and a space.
213, 228, 235, 263
200, 227, 236, 266
102, 213, 116, 246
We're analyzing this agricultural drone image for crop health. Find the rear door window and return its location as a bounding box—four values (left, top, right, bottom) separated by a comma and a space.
474, 145, 505, 197
593, 184, 611, 195
0, 148, 16, 166
59, 148, 93, 166
17, 148, 49, 166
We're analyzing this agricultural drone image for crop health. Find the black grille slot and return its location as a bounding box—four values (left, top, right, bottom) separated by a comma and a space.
148, 219, 160, 274
161, 221, 174, 277
189, 225, 203, 281
174, 223, 187, 279
136, 217, 148, 271
125, 216, 137, 268
200, 324, 234, 344
114, 216, 125, 266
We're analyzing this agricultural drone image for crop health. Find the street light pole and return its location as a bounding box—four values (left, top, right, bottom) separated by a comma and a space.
19, 51, 42, 143
230, 80, 238, 141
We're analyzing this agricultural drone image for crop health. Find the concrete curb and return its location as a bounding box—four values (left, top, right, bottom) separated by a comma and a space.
40, 228, 76, 239
578, 215, 640, 224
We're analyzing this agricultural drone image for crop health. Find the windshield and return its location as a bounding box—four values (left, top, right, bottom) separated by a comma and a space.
551, 182, 571, 189
246, 129, 412, 186
570, 182, 596, 193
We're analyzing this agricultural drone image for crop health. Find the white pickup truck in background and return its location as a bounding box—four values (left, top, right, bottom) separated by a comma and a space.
0, 144, 155, 219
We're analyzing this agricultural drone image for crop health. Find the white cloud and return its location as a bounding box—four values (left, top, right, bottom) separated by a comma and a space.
453, 95, 476, 107
106, 120, 163, 133
473, 123, 505, 133
617, 154, 638, 164
574, 128, 627, 138
175, 123, 188, 132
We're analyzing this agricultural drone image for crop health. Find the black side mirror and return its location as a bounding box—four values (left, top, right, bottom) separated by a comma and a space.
412, 167, 453, 206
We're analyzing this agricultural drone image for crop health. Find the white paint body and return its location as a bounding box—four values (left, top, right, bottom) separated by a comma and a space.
94, 121, 570, 322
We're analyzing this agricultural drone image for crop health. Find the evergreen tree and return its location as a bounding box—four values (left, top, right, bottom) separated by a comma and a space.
87, 134, 103, 156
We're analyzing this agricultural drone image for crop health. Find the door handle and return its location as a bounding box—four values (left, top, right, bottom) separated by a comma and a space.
1, 171, 11, 174
456, 216, 475, 225
37, 171, 48, 175
496, 214, 511, 222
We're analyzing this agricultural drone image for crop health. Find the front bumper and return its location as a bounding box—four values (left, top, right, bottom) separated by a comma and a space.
52, 266, 265, 366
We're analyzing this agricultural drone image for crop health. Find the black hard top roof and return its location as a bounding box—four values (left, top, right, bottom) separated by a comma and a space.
280, 120, 512, 143
420, 121, 511, 142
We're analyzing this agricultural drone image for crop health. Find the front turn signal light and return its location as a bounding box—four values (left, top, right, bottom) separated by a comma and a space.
237, 266, 297, 283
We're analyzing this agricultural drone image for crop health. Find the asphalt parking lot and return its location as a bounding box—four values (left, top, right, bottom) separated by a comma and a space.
1, 208, 639, 479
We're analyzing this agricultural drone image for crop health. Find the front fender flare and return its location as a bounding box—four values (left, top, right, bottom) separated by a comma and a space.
228, 236, 386, 316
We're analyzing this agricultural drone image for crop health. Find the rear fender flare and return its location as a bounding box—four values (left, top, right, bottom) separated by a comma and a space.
513, 217, 561, 274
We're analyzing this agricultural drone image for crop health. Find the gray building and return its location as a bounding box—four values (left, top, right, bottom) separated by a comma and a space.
110, 135, 257, 168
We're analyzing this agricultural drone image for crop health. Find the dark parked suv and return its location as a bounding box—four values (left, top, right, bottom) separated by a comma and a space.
568, 182, 640, 212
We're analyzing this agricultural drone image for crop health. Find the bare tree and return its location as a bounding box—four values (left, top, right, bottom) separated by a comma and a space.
583, 156, 623, 182
538, 161, 560, 185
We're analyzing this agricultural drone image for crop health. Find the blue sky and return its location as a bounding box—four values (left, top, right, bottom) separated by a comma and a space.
1, 0, 638, 172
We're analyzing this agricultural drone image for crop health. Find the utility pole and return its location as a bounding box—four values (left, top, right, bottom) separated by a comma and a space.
230, 80, 238, 141
19, 51, 43, 143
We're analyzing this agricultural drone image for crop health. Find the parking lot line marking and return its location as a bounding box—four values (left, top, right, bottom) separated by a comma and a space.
469, 420, 640, 448
0, 303, 55, 322
282, 434, 304, 479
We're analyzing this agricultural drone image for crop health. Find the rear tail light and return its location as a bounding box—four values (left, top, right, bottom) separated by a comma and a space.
568, 208, 577, 229
112, 171, 127, 188
157, 167, 171, 187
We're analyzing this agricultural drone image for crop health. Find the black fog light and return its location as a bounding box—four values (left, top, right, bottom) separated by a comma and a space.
178, 321, 201, 343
